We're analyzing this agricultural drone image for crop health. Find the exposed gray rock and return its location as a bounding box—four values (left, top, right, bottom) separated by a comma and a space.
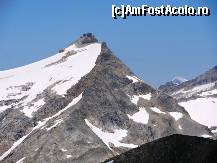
0, 35, 214, 163
74, 33, 98, 48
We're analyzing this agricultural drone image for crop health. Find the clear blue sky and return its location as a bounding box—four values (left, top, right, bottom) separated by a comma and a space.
0, 0, 216, 87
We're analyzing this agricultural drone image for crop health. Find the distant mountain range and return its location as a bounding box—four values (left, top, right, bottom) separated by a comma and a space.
159, 76, 188, 93
0, 33, 215, 163
159, 66, 217, 135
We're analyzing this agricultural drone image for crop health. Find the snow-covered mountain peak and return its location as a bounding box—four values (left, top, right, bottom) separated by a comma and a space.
172, 76, 188, 85
0, 35, 214, 163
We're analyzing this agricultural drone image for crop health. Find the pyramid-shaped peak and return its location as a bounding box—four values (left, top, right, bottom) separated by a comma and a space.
172, 76, 188, 85
74, 33, 98, 47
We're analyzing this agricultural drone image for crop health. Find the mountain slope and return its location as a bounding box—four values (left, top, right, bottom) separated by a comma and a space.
159, 66, 217, 134
0, 34, 214, 163
104, 134, 217, 163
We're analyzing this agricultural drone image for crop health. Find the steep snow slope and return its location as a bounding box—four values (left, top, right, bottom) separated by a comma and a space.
0, 43, 101, 117
179, 97, 217, 128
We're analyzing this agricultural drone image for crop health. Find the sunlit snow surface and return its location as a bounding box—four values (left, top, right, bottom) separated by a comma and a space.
85, 119, 138, 150
22, 99, 45, 118
61, 148, 68, 152
127, 107, 149, 124
169, 112, 183, 121
130, 93, 152, 105
150, 107, 166, 114
126, 75, 141, 83
179, 97, 217, 127
46, 119, 63, 131
201, 134, 213, 138
172, 81, 217, 129
16, 157, 26, 163
0, 43, 101, 116
66, 155, 72, 158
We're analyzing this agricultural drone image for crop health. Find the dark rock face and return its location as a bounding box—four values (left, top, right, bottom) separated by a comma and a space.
104, 134, 217, 163
158, 81, 178, 93
74, 33, 98, 47
0, 35, 214, 163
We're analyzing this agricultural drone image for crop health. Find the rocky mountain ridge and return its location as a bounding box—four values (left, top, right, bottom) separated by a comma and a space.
0, 33, 214, 163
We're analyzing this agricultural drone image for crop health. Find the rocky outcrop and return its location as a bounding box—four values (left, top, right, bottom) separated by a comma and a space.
74, 33, 98, 47
104, 134, 217, 163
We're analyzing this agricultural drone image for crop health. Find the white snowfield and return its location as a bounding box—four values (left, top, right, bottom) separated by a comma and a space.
127, 107, 149, 124
0, 93, 83, 161
150, 107, 166, 114
169, 112, 183, 121
85, 119, 138, 150
130, 93, 152, 105
172, 81, 217, 130
179, 97, 217, 128
126, 75, 142, 83
0, 43, 101, 116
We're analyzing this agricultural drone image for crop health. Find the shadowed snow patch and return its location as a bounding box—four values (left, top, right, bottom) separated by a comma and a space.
130, 93, 152, 105
46, 119, 63, 131
151, 107, 166, 114
85, 119, 138, 150
169, 112, 183, 121
61, 148, 68, 152
127, 107, 149, 124
66, 155, 72, 158
126, 75, 141, 83
106, 160, 114, 163
22, 98, 45, 118
201, 134, 212, 138
16, 157, 26, 163
178, 125, 183, 130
